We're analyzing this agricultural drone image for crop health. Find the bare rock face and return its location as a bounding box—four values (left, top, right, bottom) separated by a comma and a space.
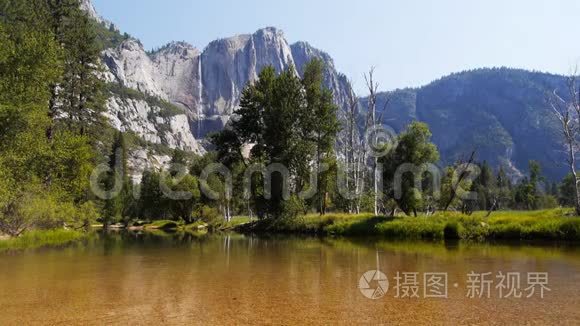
103, 39, 170, 100
80, 0, 114, 29
291, 41, 351, 116
105, 40, 204, 115
101, 27, 352, 143
104, 96, 203, 155
149, 42, 202, 117
128, 149, 171, 184
200, 27, 296, 126
79, 0, 100, 21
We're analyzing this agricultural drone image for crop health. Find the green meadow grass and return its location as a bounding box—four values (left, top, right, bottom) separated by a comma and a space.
240, 208, 580, 241
0, 229, 86, 251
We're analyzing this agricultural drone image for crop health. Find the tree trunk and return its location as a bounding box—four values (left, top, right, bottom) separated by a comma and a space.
485, 198, 498, 218
565, 138, 580, 216
374, 159, 379, 216
568, 170, 580, 216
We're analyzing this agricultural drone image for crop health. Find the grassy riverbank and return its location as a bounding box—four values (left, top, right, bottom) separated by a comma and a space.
0, 229, 87, 251
238, 208, 580, 241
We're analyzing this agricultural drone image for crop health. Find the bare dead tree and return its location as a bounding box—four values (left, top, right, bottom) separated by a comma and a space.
364, 67, 381, 216
485, 198, 498, 218
344, 82, 363, 214
549, 74, 580, 216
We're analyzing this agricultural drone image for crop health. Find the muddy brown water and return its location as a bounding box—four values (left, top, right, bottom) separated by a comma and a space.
0, 232, 579, 325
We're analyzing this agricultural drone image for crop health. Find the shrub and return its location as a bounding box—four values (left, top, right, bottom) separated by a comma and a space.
443, 222, 460, 239
376, 218, 444, 240
559, 219, 580, 240
536, 195, 559, 210
0, 187, 96, 236
281, 196, 306, 220
145, 220, 180, 230
195, 205, 222, 225
457, 216, 489, 241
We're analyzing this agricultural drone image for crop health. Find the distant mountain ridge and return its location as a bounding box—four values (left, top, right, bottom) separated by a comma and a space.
364, 68, 567, 179
84, 1, 570, 180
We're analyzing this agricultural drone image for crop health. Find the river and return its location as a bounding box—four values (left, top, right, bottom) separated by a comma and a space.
0, 232, 579, 325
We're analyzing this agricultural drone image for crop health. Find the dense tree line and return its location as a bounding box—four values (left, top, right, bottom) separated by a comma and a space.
0, 0, 109, 235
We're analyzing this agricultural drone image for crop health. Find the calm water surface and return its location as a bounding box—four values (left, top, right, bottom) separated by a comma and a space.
0, 232, 579, 325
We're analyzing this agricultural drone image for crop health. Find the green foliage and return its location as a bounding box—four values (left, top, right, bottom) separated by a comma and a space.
0, 229, 86, 251
194, 205, 222, 225
135, 151, 202, 224
165, 174, 201, 223
19, 192, 78, 230
281, 195, 307, 219
50, 131, 95, 201
102, 131, 133, 226
471, 161, 497, 210
45, 0, 108, 139
123, 130, 174, 156
139, 170, 166, 219
559, 173, 577, 207
0, 1, 103, 236
144, 220, 181, 230
2, 1, 578, 234
212, 61, 341, 219
302, 59, 340, 215
91, 21, 130, 50
512, 161, 556, 210
443, 222, 460, 239
381, 121, 440, 216
495, 166, 513, 209
107, 83, 183, 118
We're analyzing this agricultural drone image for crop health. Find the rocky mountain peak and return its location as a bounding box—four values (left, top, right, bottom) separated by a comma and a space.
79, 0, 98, 20
118, 38, 145, 52
291, 41, 338, 74
80, 0, 115, 29
254, 26, 285, 39
150, 41, 199, 57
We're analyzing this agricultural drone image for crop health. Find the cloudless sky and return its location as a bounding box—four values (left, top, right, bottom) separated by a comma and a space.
93, 0, 580, 93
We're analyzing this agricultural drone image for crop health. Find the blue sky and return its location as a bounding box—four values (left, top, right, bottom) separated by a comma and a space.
93, 0, 580, 93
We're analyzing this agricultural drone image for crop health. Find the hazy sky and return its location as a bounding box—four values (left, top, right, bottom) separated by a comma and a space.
93, 0, 580, 93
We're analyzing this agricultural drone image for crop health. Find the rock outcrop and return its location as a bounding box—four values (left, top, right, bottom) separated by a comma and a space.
101, 26, 352, 143
80, 0, 113, 29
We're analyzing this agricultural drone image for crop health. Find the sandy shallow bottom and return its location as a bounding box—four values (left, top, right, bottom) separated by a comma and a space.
0, 233, 579, 325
